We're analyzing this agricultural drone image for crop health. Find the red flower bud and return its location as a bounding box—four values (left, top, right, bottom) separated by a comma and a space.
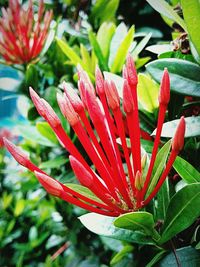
104, 80, 120, 110
172, 116, 186, 152
158, 68, 170, 106
123, 80, 135, 114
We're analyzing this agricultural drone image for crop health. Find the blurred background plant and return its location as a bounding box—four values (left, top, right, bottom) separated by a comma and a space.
0, 0, 200, 266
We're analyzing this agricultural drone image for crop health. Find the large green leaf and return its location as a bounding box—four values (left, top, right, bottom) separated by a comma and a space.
79, 213, 155, 244
146, 0, 186, 31
158, 246, 200, 267
110, 26, 135, 73
137, 73, 159, 113
146, 140, 171, 197
159, 183, 200, 244
114, 212, 160, 240
152, 116, 200, 138
146, 59, 200, 97
173, 156, 200, 184
181, 0, 200, 63
97, 22, 116, 62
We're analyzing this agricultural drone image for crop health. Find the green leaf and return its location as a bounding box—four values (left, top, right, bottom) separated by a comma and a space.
137, 73, 159, 113
159, 183, 200, 244
110, 245, 133, 265
36, 122, 58, 145
146, 0, 186, 31
146, 58, 200, 97
88, 30, 109, 71
156, 179, 170, 220
66, 183, 104, 204
152, 116, 200, 138
79, 213, 155, 244
146, 250, 167, 267
114, 212, 160, 240
132, 32, 152, 59
39, 156, 68, 169
14, 199, 25, 217
158, 246, 200, 266
110, 26, 135, 73
181, 0, 200, 63
97, 22, 116, 62
173, 156, 200, 184
146, 140, 171, 197
18, 125, 56, 147
56, 38, 84, 67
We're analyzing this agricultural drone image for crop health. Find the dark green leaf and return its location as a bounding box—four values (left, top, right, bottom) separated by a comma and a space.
146, 59, 200, 97
159, 183, 200, 244
146, 250, 167, 267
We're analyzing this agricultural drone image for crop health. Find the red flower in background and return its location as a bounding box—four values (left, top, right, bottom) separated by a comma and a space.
0, 0, 52, 64
4, 56, 185, 217
0, 128, 17, 147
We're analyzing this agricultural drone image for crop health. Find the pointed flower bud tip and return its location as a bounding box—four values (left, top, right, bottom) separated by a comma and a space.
95, 65, 104, 95
172, 116, 186, 152
34, 171, 63, 197
123, 80, 135, 114
3, 138, 29, 167
41, 99, 61, 128
69, 155, 93, 187
125, 54, 138, 86
104, 80, 120, 110
159, 68, 170, 105
63, 82, 84, 113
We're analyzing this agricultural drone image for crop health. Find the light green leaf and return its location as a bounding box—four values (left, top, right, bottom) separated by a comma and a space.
137, 73, 159, 113
146, 140, 171, 197
111, 26, 135, 73
36, 122, 58, 144
181, 0, 200, 63
110, 245, 133, 265
159, 183, 200, 244
39, 156, 68, 169
80, 44, 92, 71
14, 199, 25, 217
132, 32, 152, 59
146, 0, 186, 31
79, 213, 155, 244
173, 156, 200, 184
114, 211, 160, 240
146, 58, 200, 97
152, 116, 200, 138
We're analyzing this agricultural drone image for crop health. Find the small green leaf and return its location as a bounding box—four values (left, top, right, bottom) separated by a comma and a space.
152, 116, 200, 138
80, 44, 93, 72
132, 32, 152, 59
173, 156, 200, 184
137, 73, 159, 113
146, 249, 167, 267
88, 30, 109, 71
39, 156, 68, 169
146, 0, 186, 31
79, 213, 155, 244
110, 26, 135, 73
159, 183, 200, 244
110, 245, 133, 265
14, 199, 25, 217
114, 211, 160, 240
146, 58, 200, 97
36, 122, 58, 145
146, 140, 171, 197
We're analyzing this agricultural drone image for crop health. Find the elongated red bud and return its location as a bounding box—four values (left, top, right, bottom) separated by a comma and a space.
29, 87, 45, 116
77, 64, 95, 93
159, 68, 170, 105
172, 116, 185, 152
123, 80, 135, 114
95, 65, 104, 95
3, 138, 29, 167
69, 155, 93, 187
57, 93, 79, 126
125, 54, 138, 86
34, 171, 64, 197
85, 90, 104, 124
104, 80, 120, 110
63, 82, 84, 113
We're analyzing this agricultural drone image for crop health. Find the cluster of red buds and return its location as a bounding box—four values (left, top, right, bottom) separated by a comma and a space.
4, 55, 185, 217
0, 0, 52, 64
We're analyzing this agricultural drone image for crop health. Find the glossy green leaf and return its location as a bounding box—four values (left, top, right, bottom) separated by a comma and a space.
114, 212, 160, 240
39, 156, 68, 169
146, 140, 171, 197
110, 245, 133, 265
146, 59, 200, 97
152, 116, 200, 138
173, 156, 200, 184
181, 0, 200, 63
146, 0, 186, 31
66, 184, 104, 204
137, 73, 159, 113
110, 26, 135, 73
97, 22, 116, 61
79, 213, 155, 244
158, 246, 200, 266
156, 179, 170, 220
36, 122, 58, 145
18, 125, 57, 147
88, 30, 109, 71
159, 183, 200, 244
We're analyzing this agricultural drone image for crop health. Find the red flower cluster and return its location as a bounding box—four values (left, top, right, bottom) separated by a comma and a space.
0, 0, 52, 64
4, 56, 185, 217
